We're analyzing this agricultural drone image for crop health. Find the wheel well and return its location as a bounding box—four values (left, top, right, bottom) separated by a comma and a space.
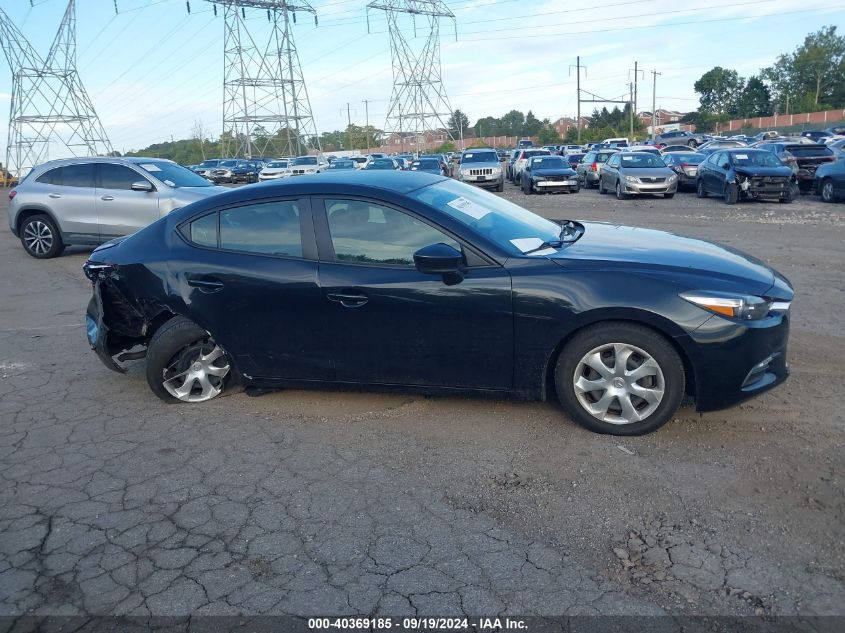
543, 318, 697, 402
15, 207, 54, 234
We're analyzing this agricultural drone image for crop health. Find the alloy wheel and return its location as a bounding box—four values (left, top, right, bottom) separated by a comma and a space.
822, 181, 834, 202
572, 343, 665, 425
162, 342, 230, 402
23, 220, 54, 255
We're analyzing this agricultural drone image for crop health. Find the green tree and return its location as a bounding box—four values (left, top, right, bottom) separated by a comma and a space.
735, 76, 771, 117
473, 116, 500, 137
446, 109, 470, 138
694, 66, 745, 116
763, 26, 845, 111
536, 119, 561, 145
522, 110, 542, 136
500, 110, 525, 136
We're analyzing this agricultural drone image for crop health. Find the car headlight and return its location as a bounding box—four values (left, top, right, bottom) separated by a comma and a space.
681, 292, 773, 320
491, 166, 502, 174
533, 176, 546, 182
668, 174, 678, 182
625, 175, 640, 183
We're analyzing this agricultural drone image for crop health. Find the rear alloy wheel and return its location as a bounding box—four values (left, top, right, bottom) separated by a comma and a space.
146, 317, 231, 403
820, 179, 835, 203
20, 214, 65, 259
556, 322, 685, 435
696, 180, 708, 198
724, 183, 739, 205
615, 180, 627, 200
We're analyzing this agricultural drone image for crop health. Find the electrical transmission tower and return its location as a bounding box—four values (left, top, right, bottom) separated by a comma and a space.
367, 1, 456, 149
0, 0, 112, 181
203, 1, 320, 158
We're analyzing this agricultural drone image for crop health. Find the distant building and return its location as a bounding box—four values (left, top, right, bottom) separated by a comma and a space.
552, 117, 590, 136
638, 109, 688, 127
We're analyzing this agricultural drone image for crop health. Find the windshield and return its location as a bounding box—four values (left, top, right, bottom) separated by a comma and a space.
366, 159, 395, 170
293, 156, 317, 166
266, 161, 288, 168
461, 152, 498, 163
595, 152, 614, 163
619, 154, 665, 168
329, 160, 355, 169
521, 150, 550, 160
532, 157, 568, 169
198, 160, 219, 167
667, 153, 704, 165
413, 160, 440, 170
135, 161, 213, 188
730, 152, 784, 167
219, 160, 237, 167
410, 179, 564, 257
786, 145, 834, 157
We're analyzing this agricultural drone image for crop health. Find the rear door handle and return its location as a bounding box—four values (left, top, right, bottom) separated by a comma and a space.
187, 277, 224, 293
49, 193, 61, 199
327, 292, 368, 308
100, 195, 114, 201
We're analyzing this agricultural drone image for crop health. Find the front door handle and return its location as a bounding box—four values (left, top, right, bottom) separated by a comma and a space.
187, 277, 224, 293
49, 193, 61, 199
100, 195, 114, 201
327, 292, 368, 308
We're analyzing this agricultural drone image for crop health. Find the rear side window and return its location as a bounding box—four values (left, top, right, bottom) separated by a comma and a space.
189, 213, 218, 248
36, 167, 63, 185
61, 163, 96, 188
99, 163, 148, 190
219, 201, 302, 257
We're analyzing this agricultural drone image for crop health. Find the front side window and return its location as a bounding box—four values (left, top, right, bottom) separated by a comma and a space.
218, 200, 302, 256
326, 199, 460, 267
99, 163, 148, 190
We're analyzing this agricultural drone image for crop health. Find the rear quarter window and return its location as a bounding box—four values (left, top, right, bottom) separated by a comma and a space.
36, 167, 63, 185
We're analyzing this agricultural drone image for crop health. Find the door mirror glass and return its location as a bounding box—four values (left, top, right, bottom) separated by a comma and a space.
414, 243, 464, 275
131, 180, 154, 192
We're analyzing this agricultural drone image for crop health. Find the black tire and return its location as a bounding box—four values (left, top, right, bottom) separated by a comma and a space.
19, 214, 65, 259
615, 180, 627, 200
724, 183, 738, 205
555, 322, 685, 436
495, 179, 504, 193
780, 183, 797, 204
696, 180, 708, 198
819, 179, 836, 203
523, 178, 532, 194
145, 316, 231, 404
688, 140, 698, 148
598, 178, 607, 194
664, 192, 675, 199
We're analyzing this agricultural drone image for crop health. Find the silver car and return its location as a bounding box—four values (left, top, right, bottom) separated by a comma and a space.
575, 149, 618, 188
7, 157, 227, 259
457, 149, 504, 191
598, 151, 678, 199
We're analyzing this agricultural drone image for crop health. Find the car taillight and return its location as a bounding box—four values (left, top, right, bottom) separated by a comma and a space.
591, 162, 597, 171
8, 190, 16, 200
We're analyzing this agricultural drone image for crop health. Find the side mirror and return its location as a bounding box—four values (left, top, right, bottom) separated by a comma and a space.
414, 243, 464, 283
131, 180, 154, 192
721, 163, 730, 170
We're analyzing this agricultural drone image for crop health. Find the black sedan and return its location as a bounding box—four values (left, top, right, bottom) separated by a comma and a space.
521, 156, 580, 194
83, 172, 793, 436
696, 149, 797, 204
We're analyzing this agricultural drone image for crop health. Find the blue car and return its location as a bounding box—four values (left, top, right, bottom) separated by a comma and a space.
84, 172, 793, 435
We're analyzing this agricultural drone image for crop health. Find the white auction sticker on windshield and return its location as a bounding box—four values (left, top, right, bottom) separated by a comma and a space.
463, 153, 473, 159
622, 155, 635, 160
532, 157, 543, 163
140, 163, 162, 172
510, 237, 545, 252
447, 197, 490, 220
735, 154, 748, 160
528, 247, 557, 257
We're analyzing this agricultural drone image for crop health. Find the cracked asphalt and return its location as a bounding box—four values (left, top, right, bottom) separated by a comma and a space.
1, 185, 843, 620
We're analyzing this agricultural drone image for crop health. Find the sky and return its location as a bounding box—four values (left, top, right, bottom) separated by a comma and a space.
0, 0, 843, 156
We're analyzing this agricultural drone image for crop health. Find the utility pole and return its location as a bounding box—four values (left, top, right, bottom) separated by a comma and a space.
346, 102, 352, 151
569, 56, 586, 143
628, 61, 642, 140
629, 83, 634, 139
651, 69, 661, 141
362, 99, 371, 152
